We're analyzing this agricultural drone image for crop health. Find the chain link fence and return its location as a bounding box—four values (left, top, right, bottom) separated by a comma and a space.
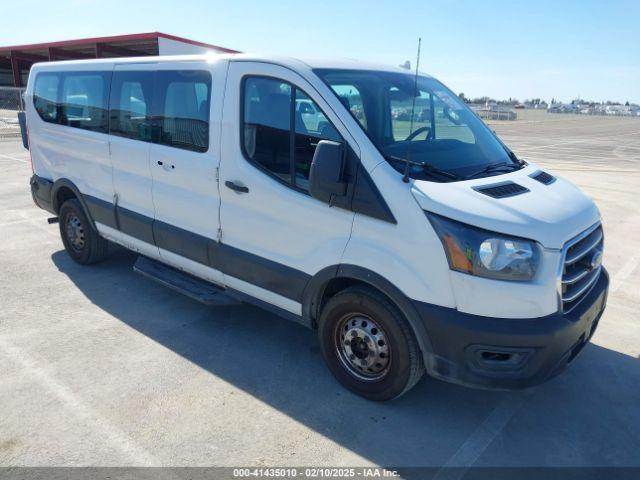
0, 86, 25, 139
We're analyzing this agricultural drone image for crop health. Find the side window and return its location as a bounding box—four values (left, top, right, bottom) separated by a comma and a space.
109, 71, 154, 142
294, 89, 340, 189
298, 101, 314, 115
243, 77, 293, 184
60, 73, 110, 133
242, 76, 341, 192
156, 70, 211, 152
33, 74, 60, 123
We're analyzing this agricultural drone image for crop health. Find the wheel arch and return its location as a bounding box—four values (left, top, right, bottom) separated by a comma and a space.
302, 264, 434, 357
51, 179, 97, 232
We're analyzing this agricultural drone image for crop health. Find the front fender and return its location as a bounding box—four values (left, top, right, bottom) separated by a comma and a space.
302, 264, 436, 358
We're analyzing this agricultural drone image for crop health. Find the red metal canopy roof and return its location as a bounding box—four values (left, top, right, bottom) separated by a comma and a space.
0, 31, 239, 54
0, 32, 239, 87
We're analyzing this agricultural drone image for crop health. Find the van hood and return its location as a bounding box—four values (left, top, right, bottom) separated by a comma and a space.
411, 163, 600, 249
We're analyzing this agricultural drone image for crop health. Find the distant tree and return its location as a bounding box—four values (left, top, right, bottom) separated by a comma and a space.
625, 101, 630, 106
458, 92, 466, 101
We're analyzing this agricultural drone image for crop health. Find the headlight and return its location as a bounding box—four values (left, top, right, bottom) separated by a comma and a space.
427, 213, 539, 281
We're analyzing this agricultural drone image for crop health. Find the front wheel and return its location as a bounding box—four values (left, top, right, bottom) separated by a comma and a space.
318, 286, 424, 401
59, 199, 109, 265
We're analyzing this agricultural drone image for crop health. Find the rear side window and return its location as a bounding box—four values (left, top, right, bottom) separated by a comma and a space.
60, 72, 110, 133
33, 74, 60, 123
156, 70, 211, 152
109, 71, 155, 142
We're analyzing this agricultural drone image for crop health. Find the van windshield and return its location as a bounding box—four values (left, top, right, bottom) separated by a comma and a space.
314, 69, 520, 182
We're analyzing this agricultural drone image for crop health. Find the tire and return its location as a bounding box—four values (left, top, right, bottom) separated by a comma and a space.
58, 198, 109, 265
318, 286, 424, 401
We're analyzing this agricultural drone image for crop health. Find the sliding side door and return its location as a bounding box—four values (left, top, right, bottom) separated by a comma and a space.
108, 62, 158, 257
149, 62, 225, 284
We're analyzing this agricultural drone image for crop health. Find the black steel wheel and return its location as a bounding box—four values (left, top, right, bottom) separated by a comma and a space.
318, 286, 424, 401
59, 199, 109, 265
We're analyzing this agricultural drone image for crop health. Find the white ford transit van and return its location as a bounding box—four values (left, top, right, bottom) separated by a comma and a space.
24, 54, 608, 400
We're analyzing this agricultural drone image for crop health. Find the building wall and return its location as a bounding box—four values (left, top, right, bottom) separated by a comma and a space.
158, 37, 223, 55
0, 35, 235, 86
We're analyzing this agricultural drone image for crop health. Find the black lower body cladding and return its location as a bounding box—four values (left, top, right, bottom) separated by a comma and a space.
30, 175, 55, 214
415, 269, 609, 389
30, 174, 311, 304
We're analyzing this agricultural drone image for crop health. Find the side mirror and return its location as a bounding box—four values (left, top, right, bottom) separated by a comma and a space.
309, 140, 347, 204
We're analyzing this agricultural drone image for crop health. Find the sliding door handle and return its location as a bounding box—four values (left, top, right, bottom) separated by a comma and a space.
157, 160, 174, 170
225, 181, 249, 193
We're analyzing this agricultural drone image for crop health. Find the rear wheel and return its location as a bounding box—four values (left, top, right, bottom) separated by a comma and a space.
318, 286, 424, 401
59, 199, 109, 265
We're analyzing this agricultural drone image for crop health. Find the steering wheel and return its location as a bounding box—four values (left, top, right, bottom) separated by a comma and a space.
405, 126, 431, 142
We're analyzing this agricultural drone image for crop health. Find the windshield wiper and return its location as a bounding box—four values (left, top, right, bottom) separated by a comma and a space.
507, 149, 527, 166
385, 155, 462, 181
464, 162, 522, 180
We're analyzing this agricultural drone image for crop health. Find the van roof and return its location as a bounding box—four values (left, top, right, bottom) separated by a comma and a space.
29, 53, 432, 76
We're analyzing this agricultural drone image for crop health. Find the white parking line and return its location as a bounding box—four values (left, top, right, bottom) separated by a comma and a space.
433, 391, 534, 480
0, 218, 41, 227
0, 152, 29, 163
611, 253, 639, 293
0, 336, 159, 466
13, 211, 60, 237
505, 132, 639, 151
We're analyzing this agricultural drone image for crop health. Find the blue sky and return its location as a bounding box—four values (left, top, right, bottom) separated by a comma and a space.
3, 0, 639, 102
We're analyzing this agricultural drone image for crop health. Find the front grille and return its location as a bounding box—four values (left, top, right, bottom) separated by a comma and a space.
474, 182, 529, 199
560, 223, 604, 313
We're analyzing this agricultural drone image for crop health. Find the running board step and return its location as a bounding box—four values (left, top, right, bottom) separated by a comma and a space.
133, 256, 240, 306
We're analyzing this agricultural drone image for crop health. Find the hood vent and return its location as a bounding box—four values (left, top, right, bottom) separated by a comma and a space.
531, 170, 556, 185
474, 181, 529, 199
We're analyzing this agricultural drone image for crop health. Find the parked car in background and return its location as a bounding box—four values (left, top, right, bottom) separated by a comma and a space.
472, 104, 517, 120
296, 98, 326, 132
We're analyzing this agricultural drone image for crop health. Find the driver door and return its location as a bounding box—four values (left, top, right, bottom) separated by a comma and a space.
218, 62, 358, 313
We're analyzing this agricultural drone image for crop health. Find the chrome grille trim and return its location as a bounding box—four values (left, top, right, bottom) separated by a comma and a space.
562, 268, 590, 285
564, 229, 604, 265
563, 268, 601, 303
558, 223, 604, 313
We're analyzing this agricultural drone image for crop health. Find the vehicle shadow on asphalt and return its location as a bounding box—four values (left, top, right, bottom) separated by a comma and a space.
52, 248, 640, 470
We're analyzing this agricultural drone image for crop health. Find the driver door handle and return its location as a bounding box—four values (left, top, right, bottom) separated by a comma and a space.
225, 181, 249, 194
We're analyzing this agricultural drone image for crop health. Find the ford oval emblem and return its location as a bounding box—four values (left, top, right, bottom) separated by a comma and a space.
588, 249, 603, 272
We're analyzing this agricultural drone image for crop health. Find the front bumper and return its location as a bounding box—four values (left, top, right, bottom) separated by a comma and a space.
414, 268, 609, 390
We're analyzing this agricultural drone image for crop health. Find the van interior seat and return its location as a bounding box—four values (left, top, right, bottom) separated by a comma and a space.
338, 95, 351, 111
163, 82, 207, 147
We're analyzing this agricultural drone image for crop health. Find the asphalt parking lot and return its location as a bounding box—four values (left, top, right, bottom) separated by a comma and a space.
1, 114, 639, 473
